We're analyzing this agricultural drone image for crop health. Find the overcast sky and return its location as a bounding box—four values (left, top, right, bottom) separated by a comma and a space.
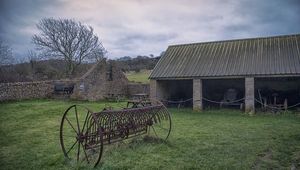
0, 0, 300, 60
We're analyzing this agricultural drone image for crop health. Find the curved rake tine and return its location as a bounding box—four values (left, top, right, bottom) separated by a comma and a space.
151, 126, 158, 138
155, 124, 169, 131
81, 111, 90, 133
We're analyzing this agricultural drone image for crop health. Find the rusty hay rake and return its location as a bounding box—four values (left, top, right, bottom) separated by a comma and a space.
59, 100, 171, 167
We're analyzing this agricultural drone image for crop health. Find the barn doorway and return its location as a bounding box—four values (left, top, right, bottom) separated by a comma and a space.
202, 78, 245, 109
157, 79, 193, 107
255, 77, 300, 111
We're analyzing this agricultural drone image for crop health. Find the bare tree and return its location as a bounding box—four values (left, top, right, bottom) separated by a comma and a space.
26, 50, 41, 70
32, 18, 106, 75
0, 39, 14, 65
27, 50, 41, 61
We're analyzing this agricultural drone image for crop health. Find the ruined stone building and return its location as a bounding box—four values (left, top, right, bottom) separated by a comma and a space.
149, 34, 300, 113
71, 60, 128, 101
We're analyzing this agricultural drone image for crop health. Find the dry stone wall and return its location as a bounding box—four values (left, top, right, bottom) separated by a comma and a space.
0, 81, 53, 101
0, 80, 77, 101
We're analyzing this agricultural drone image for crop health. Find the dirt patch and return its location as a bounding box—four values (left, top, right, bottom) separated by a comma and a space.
252, 148, 273, 169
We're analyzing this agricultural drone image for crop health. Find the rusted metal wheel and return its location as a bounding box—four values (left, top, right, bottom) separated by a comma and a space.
60, 105, 103, 167
147, 100, 172, 140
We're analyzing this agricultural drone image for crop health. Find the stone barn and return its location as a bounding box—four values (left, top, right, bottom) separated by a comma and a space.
149, 34, 300, 113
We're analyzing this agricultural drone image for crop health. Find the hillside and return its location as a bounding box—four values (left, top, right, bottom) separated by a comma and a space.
0, 56, 159, 83
115, 56, 160, 72
125, 69, 151, 83
0, 59, 92, 83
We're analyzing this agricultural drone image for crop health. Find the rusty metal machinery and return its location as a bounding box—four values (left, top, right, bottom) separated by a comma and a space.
59, 100, 171, 167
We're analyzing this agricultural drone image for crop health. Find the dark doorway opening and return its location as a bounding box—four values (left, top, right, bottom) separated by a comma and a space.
202, 78, 245, 109
255, 77, 300, 111
158, 79, 193, 107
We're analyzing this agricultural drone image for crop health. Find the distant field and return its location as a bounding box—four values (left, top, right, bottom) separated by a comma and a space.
1, 99, 300, 169
125, 70, 151, 83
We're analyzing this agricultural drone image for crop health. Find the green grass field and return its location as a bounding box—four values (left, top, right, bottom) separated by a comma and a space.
1, 100, 300, 169
125, 70, 151, 83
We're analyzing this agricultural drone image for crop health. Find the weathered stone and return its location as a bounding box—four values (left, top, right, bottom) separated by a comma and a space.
127, 83, 149, 96
193, 79, 203, 111
150, 80, 168, 100
245, 77, 255, 113
0, 81, 54, 101
149, 79, 157, 99
71, 60, 128, 101
0, 61, 128, 102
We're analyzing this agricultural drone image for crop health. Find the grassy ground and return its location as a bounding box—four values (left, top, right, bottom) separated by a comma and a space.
1, 99, 300, 169
125, 70, 151, 83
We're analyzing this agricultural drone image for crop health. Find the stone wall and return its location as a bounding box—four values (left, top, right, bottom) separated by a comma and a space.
127, 83, 149, 97
149, 80, 169, 100
0, 81, 53, 101
0, 80, 77, 101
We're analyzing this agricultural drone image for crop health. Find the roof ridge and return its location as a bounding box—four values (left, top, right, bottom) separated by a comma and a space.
169, 33, 300, 47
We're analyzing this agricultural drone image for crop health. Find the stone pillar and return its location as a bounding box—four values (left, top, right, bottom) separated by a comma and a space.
245, 77, 255, 113
150, 79, 158, 99
150, 79, 165, 99
193, 79, 203, 111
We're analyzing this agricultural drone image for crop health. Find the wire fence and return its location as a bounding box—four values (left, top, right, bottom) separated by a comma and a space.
254, 98, 300, 109
162, 97, 244, 105
202, 97, 244, 104
103, 96, 300, 111
160, 97, 300, 110
161, 98, 193, 104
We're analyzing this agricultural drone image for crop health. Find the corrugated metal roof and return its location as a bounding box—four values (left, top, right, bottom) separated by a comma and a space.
150, 34, 300, 79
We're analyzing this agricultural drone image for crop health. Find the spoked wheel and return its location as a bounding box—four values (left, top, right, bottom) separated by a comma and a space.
147, 105, 172, 140
60, 105, 103, 167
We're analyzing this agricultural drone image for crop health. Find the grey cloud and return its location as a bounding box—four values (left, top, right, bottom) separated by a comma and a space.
229, 0, 300, 35
118, 32, 178, 44
225, 24, 252, 32
0, 0, 60, 58
1, 0, 300, 59
107, 32, 177, 57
